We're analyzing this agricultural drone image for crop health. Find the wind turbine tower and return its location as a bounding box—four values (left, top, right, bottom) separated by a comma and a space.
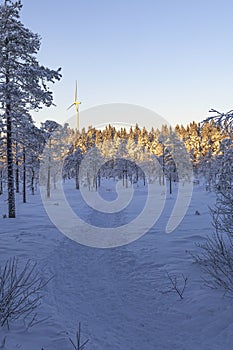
67, 81, 81, 131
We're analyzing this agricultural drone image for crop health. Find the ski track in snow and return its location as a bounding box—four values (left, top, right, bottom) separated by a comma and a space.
0, 180, 233, 349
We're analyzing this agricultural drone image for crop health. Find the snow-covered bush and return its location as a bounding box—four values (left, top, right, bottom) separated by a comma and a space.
194, 233, 233, 295
195, 109, 233, 295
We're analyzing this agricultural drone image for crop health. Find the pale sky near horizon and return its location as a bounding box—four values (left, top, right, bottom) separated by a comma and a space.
19, 0, 233, 128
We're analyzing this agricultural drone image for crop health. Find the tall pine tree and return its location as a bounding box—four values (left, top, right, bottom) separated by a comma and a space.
0, 0, 62, 217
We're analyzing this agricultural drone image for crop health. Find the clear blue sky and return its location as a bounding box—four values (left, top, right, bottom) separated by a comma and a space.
20, 0, 233, 128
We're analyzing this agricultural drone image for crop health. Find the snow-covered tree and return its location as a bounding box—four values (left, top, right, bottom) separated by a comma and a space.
79, 145, 104, 191
195, 109, 233, 296
40, 121, 69, 198
63, 147, 83, 189
205, 109, 233, 132
211, 146, 233, 236
0, 0, 62, 217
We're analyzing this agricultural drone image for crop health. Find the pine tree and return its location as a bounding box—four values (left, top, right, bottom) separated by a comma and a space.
0, 0, 62, 217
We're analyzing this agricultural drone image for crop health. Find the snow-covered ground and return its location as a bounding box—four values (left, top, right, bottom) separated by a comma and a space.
0, 180, 233, 350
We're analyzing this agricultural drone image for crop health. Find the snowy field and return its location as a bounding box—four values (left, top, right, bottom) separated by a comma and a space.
0, 180, 233, 350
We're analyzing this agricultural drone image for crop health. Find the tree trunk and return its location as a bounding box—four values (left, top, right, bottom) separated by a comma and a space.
6, 106, 16, 217
0, 169, 3, 195
47, 164, 51, 198
93, 175, 97, 191
75, 162, 79, 190
15, 140, 19, 193
53, 174, 56, 190
169, 173, 172, 194
125, 162, 128, 188
87, 173, 90, 191
162, 144, 165, 186
23, 147, 26, 203
98, 170, 101, 188
135, 165, 138, 183
5, 40, 16, 217
31, 168, 35, 195
47, 139, 51, 198
143, 173, 146, 186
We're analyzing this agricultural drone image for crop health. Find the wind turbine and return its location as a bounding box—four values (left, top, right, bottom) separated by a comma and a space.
67, 80, 81, 131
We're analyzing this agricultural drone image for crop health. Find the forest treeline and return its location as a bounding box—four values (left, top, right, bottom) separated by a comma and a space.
0, 118, 232, 204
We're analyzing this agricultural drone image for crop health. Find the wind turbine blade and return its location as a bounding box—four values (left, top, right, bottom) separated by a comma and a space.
67, 103, 74, 110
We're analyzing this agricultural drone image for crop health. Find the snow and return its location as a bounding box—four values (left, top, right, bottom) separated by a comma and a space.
0, 180, 233, 349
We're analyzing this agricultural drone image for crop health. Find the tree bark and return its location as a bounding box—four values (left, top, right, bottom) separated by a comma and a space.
23, 147, 26, 203
169, 173, 172, 194
31, 168, 35, 195
75, 162, 79, 190
5, 37, 16, 217
162, 144, 165, 186
6, 106, 16, 217
0, 169, 3, 195
15, 140, 19, 193
47, 138, 51, 198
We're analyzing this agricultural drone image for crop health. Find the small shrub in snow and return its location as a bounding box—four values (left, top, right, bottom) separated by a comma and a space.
162, 271, 188, 300
194, 233, 233, 296
69, 322, 89, 350
0, 257, 52, 329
